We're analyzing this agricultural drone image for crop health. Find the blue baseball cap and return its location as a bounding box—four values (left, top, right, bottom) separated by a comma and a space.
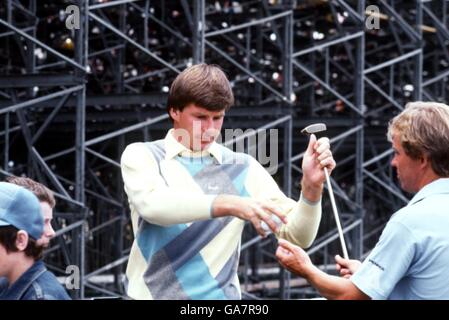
0, 182, 43, 240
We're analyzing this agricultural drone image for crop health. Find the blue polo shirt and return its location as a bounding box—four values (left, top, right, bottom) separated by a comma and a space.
351, 178, 449, 300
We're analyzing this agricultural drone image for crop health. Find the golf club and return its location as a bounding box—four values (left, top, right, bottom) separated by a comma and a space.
302, 123, 349, 260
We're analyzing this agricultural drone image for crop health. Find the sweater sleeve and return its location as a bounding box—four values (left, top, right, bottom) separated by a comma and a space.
121, 143, 217, 226
245, 157, 321, 248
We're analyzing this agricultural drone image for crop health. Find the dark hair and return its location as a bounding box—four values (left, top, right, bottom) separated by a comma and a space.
166, 63, 234, 119
6, 176, 56, 208
0, 226, 44, 260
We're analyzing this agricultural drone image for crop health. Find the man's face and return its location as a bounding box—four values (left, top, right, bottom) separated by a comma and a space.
391, 134, 423, 193
170, 103, 225, 151
36, 201, 55, 247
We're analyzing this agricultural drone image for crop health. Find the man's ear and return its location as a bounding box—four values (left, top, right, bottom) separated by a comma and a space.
15, 230, 29, 251
419, 153, 430, 170
169, 108, 180, 122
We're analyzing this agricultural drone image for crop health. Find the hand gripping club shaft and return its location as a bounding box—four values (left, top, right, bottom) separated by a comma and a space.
302, 123, 349, 259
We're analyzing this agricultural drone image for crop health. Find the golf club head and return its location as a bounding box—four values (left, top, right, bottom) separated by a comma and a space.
301, 123, 327, 135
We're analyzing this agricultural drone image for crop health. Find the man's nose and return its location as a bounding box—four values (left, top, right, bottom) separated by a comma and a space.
206, 117, 214, 128
391, 158, 397, 168
201, 118, 215, 132
47, 225, 56, 238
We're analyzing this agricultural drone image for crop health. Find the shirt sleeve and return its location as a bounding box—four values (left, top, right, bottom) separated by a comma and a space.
350, 220, 417, 299
121, 143, 217, 226
245, 157, 322, 248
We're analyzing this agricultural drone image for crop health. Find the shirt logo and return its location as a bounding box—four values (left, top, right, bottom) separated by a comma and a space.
368, 259, 385, 271
208, 185, 219, 191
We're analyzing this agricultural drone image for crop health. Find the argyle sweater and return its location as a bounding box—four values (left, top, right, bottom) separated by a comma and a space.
121, 130, 322, 300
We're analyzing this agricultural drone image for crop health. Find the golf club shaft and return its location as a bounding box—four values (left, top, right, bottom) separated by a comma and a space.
324, 167, 349, 260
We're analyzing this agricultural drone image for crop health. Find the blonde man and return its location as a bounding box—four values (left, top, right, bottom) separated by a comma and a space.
277, 102, 449, 300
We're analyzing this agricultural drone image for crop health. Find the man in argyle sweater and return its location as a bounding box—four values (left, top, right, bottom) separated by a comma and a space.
121, 63, 336, 299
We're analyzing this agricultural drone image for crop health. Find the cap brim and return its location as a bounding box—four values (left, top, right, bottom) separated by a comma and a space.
0, 220, 11, 227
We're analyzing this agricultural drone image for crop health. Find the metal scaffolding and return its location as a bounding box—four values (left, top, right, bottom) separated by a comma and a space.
0, 0, 448, 299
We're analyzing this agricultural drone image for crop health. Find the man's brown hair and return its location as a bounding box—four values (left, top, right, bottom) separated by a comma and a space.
167, 63, 234, 119
5, 176, 55, 208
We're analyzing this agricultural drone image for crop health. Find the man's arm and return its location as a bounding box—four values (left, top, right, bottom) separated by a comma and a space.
211, 194, 288, 236
213, 132, 335, 239
244, 134, 336, 247
121, 143, 217, 226
306, 266, 369, 300
122, 142, 287, 230
276, 239, 369, 300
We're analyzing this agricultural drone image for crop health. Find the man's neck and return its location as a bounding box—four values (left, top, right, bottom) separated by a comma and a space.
170, 128, 211, 153
7, 255, 35, 287
417, 170, 441, 192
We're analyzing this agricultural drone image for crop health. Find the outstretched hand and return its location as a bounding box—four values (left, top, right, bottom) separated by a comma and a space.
212, 195, 288, 238
275, 239, 313, 277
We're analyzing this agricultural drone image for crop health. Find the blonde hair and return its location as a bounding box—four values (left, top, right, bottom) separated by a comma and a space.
387, 101, 449, 177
